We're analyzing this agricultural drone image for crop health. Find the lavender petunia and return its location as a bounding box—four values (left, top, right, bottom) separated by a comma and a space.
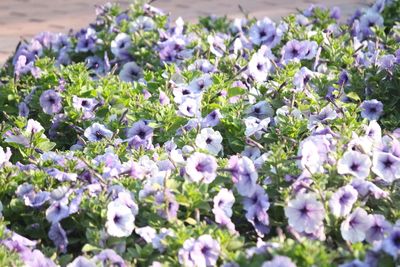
248, 46, 272, 82
46, 201, 70, 223
360, 99, 383, 120
119, 62, 143, 82
178, 235, 221, 267
262, 255, 297, 267
111, 33, 132, 59
329, 185, 358, 217
382, 227, 400, 258
341, 207, 372, 243
84, 123, 113, 142
127, 120, 153, 149
366, 214, 392, 243
67, 256, 96, 267
285, 193, 325, 234
39, 90, 62, 114
337, 150, 371, 179
371, 152, 400, 183
185, 152, 217, 184
94, 249, 126, 267
195, 128, 223, 155
48, 222, 68, 253
105, 200, 135, 237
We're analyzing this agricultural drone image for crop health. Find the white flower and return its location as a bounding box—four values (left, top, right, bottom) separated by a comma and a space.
195, 128, 223, 155
341, 208, 372, 243
337, 150, 372, 179
106, 200, 135, 237
372, 152, 400, 183
248, 46, 271, 82
0, 146, 12, 166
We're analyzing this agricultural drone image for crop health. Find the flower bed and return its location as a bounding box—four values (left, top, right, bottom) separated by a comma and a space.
0, 0, 399, 266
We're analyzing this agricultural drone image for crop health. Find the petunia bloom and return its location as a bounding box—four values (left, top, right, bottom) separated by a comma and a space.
84, 123, 113, 142
185, 152, 217, 184
337, 150, 371, 179
195, 128, 223, 155
285, 193, 325, 234
39, 90, 62, 114
340, 208, 372, 243
329, 185, 358, 217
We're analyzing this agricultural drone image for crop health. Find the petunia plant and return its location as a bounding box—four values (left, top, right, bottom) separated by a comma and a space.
0, 0, 400, 266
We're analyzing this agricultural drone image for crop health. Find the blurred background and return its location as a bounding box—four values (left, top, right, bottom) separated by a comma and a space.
0, 0, 369, 63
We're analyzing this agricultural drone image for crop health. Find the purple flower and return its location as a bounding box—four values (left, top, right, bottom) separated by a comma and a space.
377, 54, 396, 70
246, 101, 274, 119
129, 16, 155, 32
329, 185, 358, 217
24, 191, 50, 207
366, 214, 392, 243
127, 120, 153, 149
233, 156, 258, 197
72, 96, 99, 112
360, 99, 383, 120
94, 249, 126, 267
188, 59, 216, 73
351, 178, 388, 199
178, 238, 196, 266
330, 6, 341, 20
359, 11, 383, 37
84, 123, 113, 142
337, 150, 372, 179
48, 223, 68, 253
185, 152, 217, 184
262, 255, 296, 267
382, 227, 400, 258
341, 208, 372, 243
281, 40, 307, 62
75, 28, 97, 53
111, 33, 132, 59
67, 256, 96, 267
155, 190, 179, 221
119, 62, 143, 82
285, 193, 325, 234
0, 146, 12, 167
249, 18, 282, 47
243, 185, 270, 236
46, 201, 70, 223
178, 235, 220, 267
39, 90, 62, 114
21, 249, 56, 267
297, 134, 335, 174
372, 152, 400, 183
202, 109, 222, 128
14, 55, 42, 78
188, 74, 213, 94
213, 188, 235, 217
293, 67, 313, 91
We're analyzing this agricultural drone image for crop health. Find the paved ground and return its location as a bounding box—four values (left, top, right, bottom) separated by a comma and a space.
0, 0, 370, 63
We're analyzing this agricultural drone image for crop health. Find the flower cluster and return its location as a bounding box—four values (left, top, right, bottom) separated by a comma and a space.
0, 0, 399, 266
